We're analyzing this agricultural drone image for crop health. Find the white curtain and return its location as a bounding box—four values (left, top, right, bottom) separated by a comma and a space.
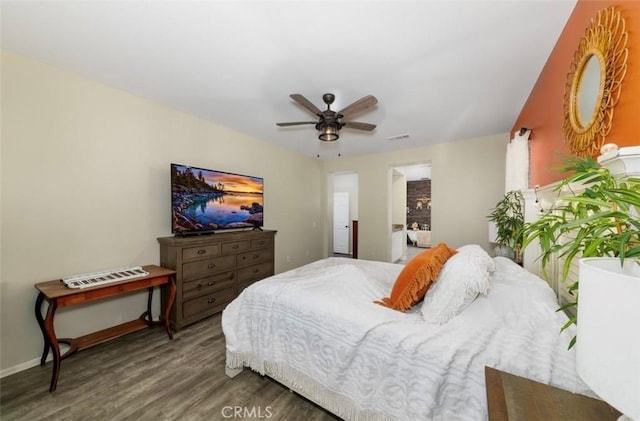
505, 129, 531, 193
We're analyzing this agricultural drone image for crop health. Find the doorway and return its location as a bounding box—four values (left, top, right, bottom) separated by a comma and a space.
392, 163, 431, 262
330, 172, 358, 257
333, 192, 349, 254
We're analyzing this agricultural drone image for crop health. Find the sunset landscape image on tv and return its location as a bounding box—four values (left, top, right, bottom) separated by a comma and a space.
171, 164, 264, 233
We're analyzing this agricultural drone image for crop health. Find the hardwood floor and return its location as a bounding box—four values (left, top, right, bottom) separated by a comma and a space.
0, 314, 339, 421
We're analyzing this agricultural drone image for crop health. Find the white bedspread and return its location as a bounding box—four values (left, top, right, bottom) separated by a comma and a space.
222, 257, 590, 420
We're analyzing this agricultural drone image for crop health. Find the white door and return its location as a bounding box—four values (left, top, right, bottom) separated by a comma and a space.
333, 192, 350, 254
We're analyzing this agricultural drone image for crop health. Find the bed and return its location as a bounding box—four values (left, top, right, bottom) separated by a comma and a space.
407, 229, 431, 247
222, 247, 591, 420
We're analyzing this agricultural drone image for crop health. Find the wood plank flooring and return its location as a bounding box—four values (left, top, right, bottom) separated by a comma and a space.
0, 314, 339, 421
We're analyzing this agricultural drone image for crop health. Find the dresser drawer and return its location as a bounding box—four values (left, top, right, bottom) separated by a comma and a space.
221, 240, 250, 254
237, 261, 273, 284
237, 248, 273, 268
182, 244, 220, 261
183, 286, 236, 319
182, 255, 236, 279
237, 280, 255, 293
251, 237, 273, 249
182, 271, 235, 301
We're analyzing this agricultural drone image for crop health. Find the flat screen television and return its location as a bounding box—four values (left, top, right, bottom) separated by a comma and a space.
171, 163, 264, 235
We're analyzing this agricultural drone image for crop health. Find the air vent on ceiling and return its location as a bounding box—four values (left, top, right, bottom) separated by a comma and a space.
387, 134, 410, 141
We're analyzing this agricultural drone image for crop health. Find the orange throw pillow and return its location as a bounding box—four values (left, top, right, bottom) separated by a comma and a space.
375, 242, 457, 312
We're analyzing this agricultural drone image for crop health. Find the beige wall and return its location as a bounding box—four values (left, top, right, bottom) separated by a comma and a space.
0, 51, 323, 372
322, 134, 508, 261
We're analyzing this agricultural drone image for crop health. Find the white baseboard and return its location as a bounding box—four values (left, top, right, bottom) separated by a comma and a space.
0, 355, 52, 379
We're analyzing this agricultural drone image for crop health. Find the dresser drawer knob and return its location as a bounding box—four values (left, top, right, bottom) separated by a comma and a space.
207, 298, 217, 304
207, 281, 216, 286
252, 269, 259, 273
197, 249, 206, 255
208, 264, 216, 269
253, 254, 259, 259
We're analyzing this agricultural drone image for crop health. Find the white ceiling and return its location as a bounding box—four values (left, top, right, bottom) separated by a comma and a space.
1, 1, 577, 159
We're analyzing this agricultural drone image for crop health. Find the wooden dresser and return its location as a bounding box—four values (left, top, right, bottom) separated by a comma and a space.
158, 230, 276, 330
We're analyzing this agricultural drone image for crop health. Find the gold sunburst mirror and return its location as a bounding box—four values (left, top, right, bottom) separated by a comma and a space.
563, 6, 628, 157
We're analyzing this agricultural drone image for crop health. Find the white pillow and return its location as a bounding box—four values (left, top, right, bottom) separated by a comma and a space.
420, 244, 495, 324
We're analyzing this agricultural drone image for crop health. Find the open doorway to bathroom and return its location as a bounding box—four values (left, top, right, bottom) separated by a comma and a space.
391, 163, 431, 263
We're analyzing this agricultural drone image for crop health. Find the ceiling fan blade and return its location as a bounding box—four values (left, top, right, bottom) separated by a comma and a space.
276, 121, 317, 127
289, 94, 322, 116
343, 121, 376, 131
338, 95, 378, 118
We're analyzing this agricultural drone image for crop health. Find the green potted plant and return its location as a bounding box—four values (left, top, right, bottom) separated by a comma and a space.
522, 155, 640, 348
488, 190, 524, 263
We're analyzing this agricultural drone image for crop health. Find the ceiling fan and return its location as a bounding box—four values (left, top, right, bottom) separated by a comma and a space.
277, 93, 378, 141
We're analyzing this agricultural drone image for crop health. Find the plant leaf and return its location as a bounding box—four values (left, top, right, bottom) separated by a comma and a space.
556, 301, 577, 312
561, 316, 577, 332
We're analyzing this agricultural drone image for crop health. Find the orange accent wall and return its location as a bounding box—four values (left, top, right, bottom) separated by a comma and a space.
512, 0, 640, 187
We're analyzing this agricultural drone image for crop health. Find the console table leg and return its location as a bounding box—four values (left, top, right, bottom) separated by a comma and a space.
145, 286, 153, 323
43, 299, 61, 392
35, 293, 51, 366
164, 276, 176, 340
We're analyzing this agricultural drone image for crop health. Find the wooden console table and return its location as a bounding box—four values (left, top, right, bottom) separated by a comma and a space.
34, 264, 176, 392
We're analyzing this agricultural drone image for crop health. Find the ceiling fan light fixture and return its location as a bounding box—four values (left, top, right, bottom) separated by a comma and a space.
278, 93, 377, 142
319, 124, 339, 141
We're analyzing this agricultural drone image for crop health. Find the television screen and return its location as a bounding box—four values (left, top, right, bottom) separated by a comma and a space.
171, 164, 264, 234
